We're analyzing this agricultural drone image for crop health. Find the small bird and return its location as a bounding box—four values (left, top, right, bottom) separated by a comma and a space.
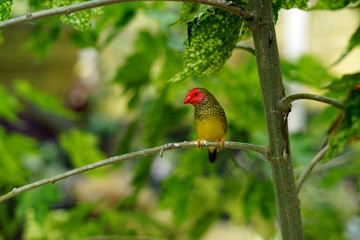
184, 88, 228, 162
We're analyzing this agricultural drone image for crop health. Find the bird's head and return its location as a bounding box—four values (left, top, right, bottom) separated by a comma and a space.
183, 88, 206, 106
355, 84, 360, 91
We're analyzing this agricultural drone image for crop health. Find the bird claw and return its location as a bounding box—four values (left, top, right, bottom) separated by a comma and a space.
216, 139, 224, 152
196, 138, 204, 151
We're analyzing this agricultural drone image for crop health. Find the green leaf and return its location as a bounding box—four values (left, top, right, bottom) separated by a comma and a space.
0, 85, 21, 122
311, 0, 359, 10
16, 185, 61, 224
326, 72, 360, 95
324, 88, 360, 161
113, 31, 159, 107
159, 175, 194, 225
25, 19, 62, 60
242, 178, 276, 220
189, 211, 218, 240
58, 128, 106, 170
52, 0, 100, 31
143, 86, 187, 144
332, 24, 360, 65
170, 8, 242, 82
0, 127, 38, 188
13, 80, 78, 120
281, 55, 336, 87
0, 0, 12, 21
272, 0, 308, 22
172, 3, 201, 25
60, 9, 93, 31
95, 4, 139, 48
345, 24, 360, 54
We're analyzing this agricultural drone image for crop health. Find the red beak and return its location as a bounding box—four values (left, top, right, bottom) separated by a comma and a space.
183, 95, 191, 104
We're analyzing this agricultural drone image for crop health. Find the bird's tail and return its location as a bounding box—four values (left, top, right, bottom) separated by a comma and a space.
208, 147, 217, 163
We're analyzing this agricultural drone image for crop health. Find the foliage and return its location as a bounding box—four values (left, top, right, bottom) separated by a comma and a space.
324, 74, 360, 161
0, 85, 21, 122
311, 0, 360, 10
13, 80, 78, 120
281, 55, 336, 88
271, 0, 308, 22
0, 0, 360, 240
170, 7, 244, 81
59, 128, 106, 170
332, 23, 360, 65
0, 0, 12, 21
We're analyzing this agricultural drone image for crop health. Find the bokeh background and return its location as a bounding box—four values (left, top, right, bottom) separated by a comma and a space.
0, 1, 360, 239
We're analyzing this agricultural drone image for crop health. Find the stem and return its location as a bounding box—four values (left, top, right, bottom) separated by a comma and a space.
0, 140, 266, 202
279, 93, 344, 112
296, 145, 329, 193
248, 0, 303, 239
0, 0, 253, 30
235, 44, 255, 55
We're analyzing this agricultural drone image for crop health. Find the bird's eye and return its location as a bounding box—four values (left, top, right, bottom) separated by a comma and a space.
195, 93, 198, 96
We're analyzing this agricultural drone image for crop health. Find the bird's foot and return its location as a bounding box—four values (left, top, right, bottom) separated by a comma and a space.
216, 139, 225, 152
196, 138, 204, 151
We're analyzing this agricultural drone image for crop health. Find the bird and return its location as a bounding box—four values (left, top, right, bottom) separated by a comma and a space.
183, 88, 228, 162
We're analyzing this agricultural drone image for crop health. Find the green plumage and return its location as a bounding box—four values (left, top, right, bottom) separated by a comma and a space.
193, 88, 227, 162
194, 88, 227, 123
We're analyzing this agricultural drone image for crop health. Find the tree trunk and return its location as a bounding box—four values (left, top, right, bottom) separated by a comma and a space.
248, 0, 304, 239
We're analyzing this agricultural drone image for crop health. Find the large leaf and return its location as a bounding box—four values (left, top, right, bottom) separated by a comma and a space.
170, 7, 242, 82
0, 0, 12, 21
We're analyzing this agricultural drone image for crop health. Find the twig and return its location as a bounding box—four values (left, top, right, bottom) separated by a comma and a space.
235, 44, 255, 55
279, 93, 344, 112
0, 0, 253, 30
0, 140, 267, 202
296, 145, 329, 193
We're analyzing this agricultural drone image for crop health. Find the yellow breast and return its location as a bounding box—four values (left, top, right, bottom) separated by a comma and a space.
194, 117, 227, 141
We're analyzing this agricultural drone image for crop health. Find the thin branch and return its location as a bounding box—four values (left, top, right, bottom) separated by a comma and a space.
235, 44, 255, 55
296, 145, 329, 193
0, 140, 267, 202
279, 93, 344, 112
0, 0, 253, 30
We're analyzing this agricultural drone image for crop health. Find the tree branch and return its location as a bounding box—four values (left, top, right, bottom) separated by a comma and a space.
248, 0, 303, 238
0, 0, 253, 30
235, 44, 255, 56
279, 93, 344, 113
0, 140, 267, 202
296, 145, 329, 193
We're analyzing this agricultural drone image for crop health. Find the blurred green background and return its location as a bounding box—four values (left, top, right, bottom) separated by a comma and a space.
0, 1, 360, 239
